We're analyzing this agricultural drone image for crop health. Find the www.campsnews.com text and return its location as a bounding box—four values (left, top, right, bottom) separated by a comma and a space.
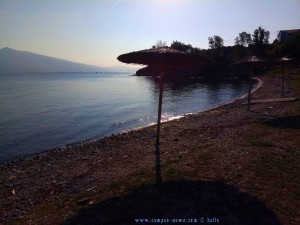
135, 217, 220, 223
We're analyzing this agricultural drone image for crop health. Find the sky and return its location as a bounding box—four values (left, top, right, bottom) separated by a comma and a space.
0, 0, 300, 68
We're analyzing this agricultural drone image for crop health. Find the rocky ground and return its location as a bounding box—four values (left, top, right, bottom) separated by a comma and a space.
0, 69, 299, 225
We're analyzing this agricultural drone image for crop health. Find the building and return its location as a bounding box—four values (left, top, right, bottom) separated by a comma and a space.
277, 29, 300, 42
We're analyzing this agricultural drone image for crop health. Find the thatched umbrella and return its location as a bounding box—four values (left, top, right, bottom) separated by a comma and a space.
230, 56, 271, 110
275, 57, 297, 97
117, 47, 210, 184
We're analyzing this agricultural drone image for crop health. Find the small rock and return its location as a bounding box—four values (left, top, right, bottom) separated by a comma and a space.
86, 187, 95, 192
77, 198, 90, 205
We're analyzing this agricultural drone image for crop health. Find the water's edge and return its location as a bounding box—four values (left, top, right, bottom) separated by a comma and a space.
1, 78, 261, 165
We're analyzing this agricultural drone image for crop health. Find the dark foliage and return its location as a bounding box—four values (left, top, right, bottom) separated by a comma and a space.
149, 27, 300, 77
235, 32, 252, 47
269, 34, 300, 58
208, 35, 224, 49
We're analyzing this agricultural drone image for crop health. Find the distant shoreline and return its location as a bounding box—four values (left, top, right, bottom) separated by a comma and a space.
0, 71, 134, 75
0, 47, 138, 74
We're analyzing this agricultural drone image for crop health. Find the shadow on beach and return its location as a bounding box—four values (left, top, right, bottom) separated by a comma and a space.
262, 115, 300, 129
61, 180, 280, 225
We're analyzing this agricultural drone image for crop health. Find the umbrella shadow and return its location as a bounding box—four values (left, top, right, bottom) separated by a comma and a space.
262, 115, 300, 129
249, 110, 278, 119
62, 180, 281, 225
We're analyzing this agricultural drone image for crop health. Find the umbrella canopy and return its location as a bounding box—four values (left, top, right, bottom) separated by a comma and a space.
117, 47, 210, 68
229, 55, 272, 70
278, 56, 293, 63
275, 56, 298, 65
230, 55, 272, 111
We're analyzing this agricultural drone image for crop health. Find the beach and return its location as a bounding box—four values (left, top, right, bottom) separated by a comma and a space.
0, 71, 299, 225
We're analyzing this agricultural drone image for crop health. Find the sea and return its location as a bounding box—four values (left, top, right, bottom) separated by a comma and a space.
0, 72, 253, 162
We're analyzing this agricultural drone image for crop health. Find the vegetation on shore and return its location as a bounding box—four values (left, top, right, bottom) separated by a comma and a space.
144, 26, 300, 77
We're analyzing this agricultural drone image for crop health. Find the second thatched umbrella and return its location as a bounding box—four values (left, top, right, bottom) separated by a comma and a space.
117, 47, 210, 184
275, 57, 297, 97
230, 55, 271, 110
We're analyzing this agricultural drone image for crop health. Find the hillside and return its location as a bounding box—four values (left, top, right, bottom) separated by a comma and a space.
0, 47, 135, 74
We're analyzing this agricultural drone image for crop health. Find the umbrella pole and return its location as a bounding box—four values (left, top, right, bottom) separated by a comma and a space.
281, 64, 284, 97
155, 71, 164, 185
247, 70, 252, 111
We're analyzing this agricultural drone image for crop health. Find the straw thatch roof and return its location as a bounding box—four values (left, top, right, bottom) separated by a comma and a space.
117, 47, 210, 68
230, 55, 269, 66
276, 57, 298, 65
229, 55, 274, 71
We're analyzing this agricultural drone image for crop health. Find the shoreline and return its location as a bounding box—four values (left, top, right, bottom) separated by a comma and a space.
0, 72, 299, 225
1, 78, 261, 165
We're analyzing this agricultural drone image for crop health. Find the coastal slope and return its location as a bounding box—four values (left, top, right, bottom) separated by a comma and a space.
0, 47, 135, 73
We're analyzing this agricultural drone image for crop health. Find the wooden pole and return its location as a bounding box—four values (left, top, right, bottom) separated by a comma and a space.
155, 71, 164, 185
281, 64, 285, 97
247, 70, 252, 111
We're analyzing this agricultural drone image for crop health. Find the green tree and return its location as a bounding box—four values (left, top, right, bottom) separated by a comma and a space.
152, 40, 167, 49
252, 26, 270, 45
170, 40, 192, 52
250, 26, 270, 55
208, 35, 224, 49
170, 41, 202, 54
234, 32, 252, 47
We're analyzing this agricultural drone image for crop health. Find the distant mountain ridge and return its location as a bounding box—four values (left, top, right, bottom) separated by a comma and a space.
0, 47, 136, 74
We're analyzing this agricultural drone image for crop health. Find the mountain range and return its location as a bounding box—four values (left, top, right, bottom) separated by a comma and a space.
0, 47, 136, 74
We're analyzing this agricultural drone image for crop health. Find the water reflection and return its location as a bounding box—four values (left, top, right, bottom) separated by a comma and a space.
139, 75, 254, 116
143, 75, 250, 94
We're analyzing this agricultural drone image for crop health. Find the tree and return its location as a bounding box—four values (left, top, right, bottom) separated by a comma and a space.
208, 35, 224, 49
152, 40, 167, 49
170, 41, 202, 54
234, 32, 252, 47
170, 40, 193, 53
252, 26, 270, 46
250, 26, 270, 55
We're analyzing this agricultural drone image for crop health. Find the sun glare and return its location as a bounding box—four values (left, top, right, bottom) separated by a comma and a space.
148, 0, 187, 13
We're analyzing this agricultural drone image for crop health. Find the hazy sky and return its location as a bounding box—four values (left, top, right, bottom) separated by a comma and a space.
0, 0, 300, 67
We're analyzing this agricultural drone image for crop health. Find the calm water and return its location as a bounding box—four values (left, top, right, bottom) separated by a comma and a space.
0, 73, 252, 162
